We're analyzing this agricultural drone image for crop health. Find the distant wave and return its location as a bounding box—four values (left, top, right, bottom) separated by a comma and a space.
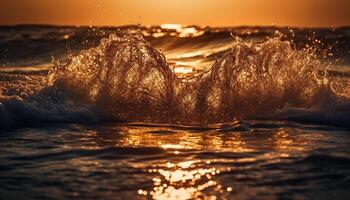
1, 25, 350, 67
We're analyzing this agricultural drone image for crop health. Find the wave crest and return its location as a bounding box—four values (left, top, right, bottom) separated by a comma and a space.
47, 33, 347, 125
49, 34, 178, 122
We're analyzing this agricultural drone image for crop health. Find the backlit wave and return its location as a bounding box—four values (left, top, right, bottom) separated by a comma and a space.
45, 33, 349, 125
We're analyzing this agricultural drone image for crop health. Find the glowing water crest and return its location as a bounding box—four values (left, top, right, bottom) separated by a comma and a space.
46, 33, 348, 125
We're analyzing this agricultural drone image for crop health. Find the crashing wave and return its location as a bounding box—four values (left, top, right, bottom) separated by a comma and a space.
1, 33, 349, 127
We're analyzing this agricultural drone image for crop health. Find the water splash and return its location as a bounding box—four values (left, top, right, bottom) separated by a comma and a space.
49, 34, 178, 123
47, 33, 348, 125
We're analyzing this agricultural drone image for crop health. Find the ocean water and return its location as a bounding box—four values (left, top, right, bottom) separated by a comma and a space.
1, 25, 350, 199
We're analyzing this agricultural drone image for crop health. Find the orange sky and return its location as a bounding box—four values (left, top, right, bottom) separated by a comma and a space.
0, 0, 349, 27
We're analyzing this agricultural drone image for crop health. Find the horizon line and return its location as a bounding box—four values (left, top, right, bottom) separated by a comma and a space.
1, 23, 350, 29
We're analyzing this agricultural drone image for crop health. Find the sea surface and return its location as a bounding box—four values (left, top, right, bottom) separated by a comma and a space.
1, 25, 350, 200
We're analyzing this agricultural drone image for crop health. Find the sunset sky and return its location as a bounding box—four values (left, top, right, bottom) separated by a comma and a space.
0, 0, 349, 27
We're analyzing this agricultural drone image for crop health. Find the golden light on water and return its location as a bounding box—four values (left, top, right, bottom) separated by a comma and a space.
139, 160, 233, 200
60, 123, 328, 154
173, 67, 193, 75
56, 123, 328, 199
160, 24, 183, 31
62, 34, 70, 40
112, 124, 255, 151
82, 124, 323, 199
161, 144, 188, 150
159, 24, 204, 38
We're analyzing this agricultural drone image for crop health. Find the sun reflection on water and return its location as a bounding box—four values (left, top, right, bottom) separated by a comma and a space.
160, 24, 204, 37
138, 160, 232, 200
56, 123, 328, 199
112, 124, 256, 152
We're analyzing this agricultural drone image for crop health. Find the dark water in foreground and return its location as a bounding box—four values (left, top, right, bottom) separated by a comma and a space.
1, 25, 350, 199
1, 122, 350, 200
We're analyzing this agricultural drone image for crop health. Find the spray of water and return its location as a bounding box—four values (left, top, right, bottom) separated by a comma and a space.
48, 33, 346, 125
